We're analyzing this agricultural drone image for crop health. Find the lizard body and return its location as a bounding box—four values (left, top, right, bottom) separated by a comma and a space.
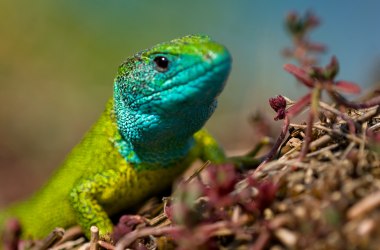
0, 35, 231, 240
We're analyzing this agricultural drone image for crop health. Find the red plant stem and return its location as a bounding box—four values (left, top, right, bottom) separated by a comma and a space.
330, 90, 380, 136
255, 116, 290, 173
250, 227, 270, 250
330, 91, 380, 109
299, 87, 320, 159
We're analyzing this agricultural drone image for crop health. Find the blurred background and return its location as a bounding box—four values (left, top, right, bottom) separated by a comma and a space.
1, 1, 380, 206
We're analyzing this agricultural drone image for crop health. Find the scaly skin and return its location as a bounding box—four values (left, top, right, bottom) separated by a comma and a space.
0, 35, 231, 240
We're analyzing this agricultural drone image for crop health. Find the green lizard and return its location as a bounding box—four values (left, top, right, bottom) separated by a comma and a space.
0, 35, 231, 240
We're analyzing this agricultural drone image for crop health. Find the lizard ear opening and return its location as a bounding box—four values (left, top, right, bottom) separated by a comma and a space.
153, 56, 170, 72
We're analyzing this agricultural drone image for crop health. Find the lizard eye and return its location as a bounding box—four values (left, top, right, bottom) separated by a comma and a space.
153, 56, 169, 72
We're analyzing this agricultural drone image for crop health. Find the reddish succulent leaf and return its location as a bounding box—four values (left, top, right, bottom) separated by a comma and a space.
334, 81, 361, 94
205, 164, 239, 207
164, 202, 174, 221
287, 93, 312, 117
284, 64, 314, 87
112, 215, 146, 242
256, 181, 278, 211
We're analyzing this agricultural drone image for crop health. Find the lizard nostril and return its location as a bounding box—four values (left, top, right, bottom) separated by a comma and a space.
204, 53, 213, 61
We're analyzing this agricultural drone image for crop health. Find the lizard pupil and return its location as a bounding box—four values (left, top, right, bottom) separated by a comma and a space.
154, 56, 169, 72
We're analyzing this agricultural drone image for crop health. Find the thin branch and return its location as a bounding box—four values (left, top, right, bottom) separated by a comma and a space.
184, 160, 211, 184
306, 143, 339, 158
89, 226, 99, 250
290, 123, 364, 144
115, 226, 183, 250
31, 228, 65, 250
329, 91, 380, 109
256, 116, 290, 173
319, 101, 353, 123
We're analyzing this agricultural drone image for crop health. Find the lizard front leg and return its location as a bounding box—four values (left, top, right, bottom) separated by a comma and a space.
69, 167, 131, 240
194, 129, 226, 164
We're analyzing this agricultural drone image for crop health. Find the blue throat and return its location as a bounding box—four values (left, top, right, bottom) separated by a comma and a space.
113, 90, 218, 166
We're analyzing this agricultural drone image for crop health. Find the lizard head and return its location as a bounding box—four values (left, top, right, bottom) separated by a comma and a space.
114, 35, 231, 154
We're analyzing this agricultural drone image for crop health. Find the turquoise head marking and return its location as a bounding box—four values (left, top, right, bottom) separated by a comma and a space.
114, 35, 231, 164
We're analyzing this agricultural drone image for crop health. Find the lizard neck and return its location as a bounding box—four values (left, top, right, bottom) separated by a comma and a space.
115, 134, 194, 167
113, 98, 217, 166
